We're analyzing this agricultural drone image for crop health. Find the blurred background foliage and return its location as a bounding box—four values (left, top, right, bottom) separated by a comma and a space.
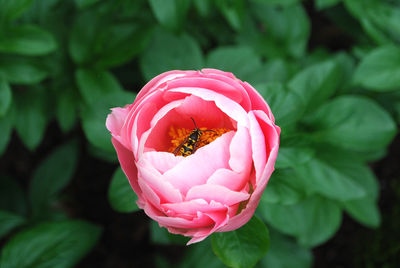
0, 0, 400, 267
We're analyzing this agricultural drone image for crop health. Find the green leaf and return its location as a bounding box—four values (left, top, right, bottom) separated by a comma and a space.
0, 56, 48, 85
56, 89, 77, 133
288, 60, 340, 115
305, 95, 397, 152
93, 23, 153, 69
0, 0, 33, 22
74, 0, 100, 9
29, 140, 79, 220
0, 115, 12, 155
193, 0, 212, 17
294, 157, 367, 201
250, 0, 302, 7
332, 159, 381, 228
257, 230, 312, 268
251, 3, 310, 58
140, 28, 204, 81
0, 210, 25, 239
81, 105, 115, 152
0, 25, 57, 56
0, 106, 13, 155
343, 198, 380, 228
179, 239, 225, 268
0, 220, 101, 268
148, 0, 191, 32
0, 176, 27, 215
353, 46, 400, 91
68, 11, 102, 65
206, 46, 262, 81
259, 195, 342, 247
14, 87, 48, 150
0, 75, 12, 117
343, 0, 400, 45
212, 216, 269, 268
256, 82, 303, 127
275, 146, 314, 169
247, 59, 292, 85
75, 69, 124, 106
260, 170, 305, 205
150, 221, 189, 245
70, 9, 153, 68
215, 0, 245, 31
76, 69, 135, 152
108, 167, 139, 213
315, 0, 341, 10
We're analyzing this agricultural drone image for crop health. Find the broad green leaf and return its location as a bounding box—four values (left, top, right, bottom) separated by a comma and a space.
14, 87, 48, 150
68, 11, 102, 65
315, 0, 341, 10
275, 146, 314, 169
29, 140, 78, 220
87, 144, 118, 163
148, 0, 191, 32
75, 69, 124, 106
178, 239, 224, 268
93, 23, 153, 69
251, 3, 310, 58
193, 0, 212, 17
140, 28, 204, 81
0, 210, 25, 239
81, 105, 115, 152
0, 220, 101, 268
250, 0, 301, 7
0, 25, 57, 56
256, 82, 303, 127
305, 95, 397, 151
344, 0, 400, 45
74, 0, 100, 9
212, 216, 269, 268
261, 170, 305, 205
215, 0, 245, 31
206, 46, 262, 81
0, 56, 48, 85
0, 0, 33, 22
56, 88, 77, 133
69, 9, 153, 68
294, 157, 367, 201
343, 198, 380, 228
76, 69, 135, 152
247, 59, 292, 85
0, 176, 26, 215
259, 195, 342, 247
108, 167, 139, 213
0, 114, 12, 155
353, 46, 400, 91
150, 221, 189, 245
257, 230, 312, 268
0, 75, 12, 117
288, 60, 340, 114
316, 149, 380, 200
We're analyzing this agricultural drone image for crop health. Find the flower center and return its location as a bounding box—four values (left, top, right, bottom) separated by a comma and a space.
168, 125, 230, 156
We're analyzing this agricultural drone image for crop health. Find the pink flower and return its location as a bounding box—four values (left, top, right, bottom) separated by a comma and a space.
106, 69, 280, 244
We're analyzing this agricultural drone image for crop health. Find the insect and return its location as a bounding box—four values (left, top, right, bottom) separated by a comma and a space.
173, 118, 216, 157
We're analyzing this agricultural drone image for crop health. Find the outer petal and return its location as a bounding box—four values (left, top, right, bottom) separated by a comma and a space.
218, 111, 280, 232
111, 137, 144, 207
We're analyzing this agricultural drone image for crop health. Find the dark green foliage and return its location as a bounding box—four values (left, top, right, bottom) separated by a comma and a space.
0, 0, 399, 267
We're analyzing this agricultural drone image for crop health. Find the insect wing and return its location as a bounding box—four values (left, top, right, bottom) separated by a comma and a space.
173, 136, 190, 156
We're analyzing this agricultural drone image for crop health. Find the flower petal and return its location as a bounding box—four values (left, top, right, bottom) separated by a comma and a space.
163, 131, 234, 195
186, 184, 249, 206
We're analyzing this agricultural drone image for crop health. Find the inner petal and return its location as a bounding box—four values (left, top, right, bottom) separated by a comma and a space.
144, 95, 235, 153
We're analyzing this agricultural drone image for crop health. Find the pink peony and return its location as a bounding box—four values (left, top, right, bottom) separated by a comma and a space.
106, 69, 280, 244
